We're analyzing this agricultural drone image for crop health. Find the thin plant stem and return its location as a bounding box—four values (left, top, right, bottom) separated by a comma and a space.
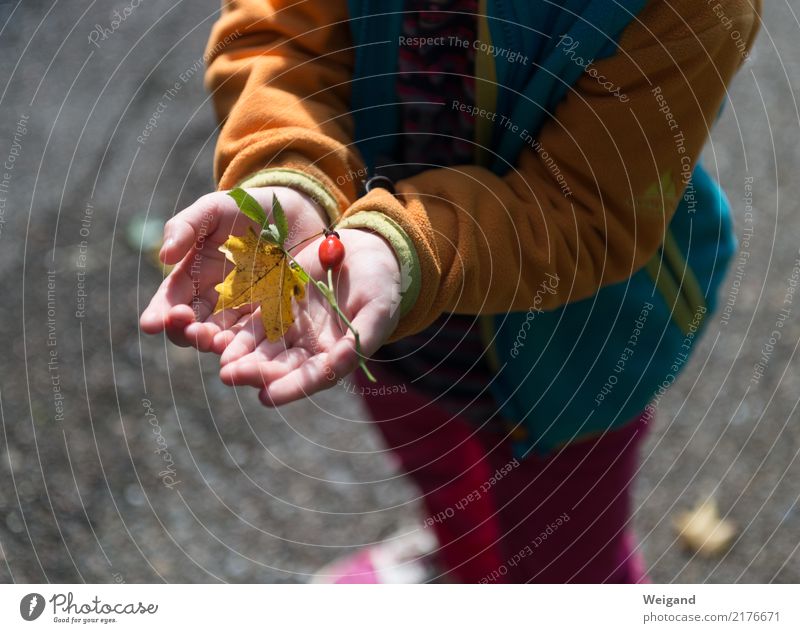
282, 249, 376, 383
320, 268, 376, 382
235, 191, 376, 383
285, 230, 324, 253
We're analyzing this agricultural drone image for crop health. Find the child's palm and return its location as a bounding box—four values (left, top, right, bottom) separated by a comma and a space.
217, 229, 401, 405
139, 188, 327, 352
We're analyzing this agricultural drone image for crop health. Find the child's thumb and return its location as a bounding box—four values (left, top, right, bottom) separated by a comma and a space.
159, 217, 195, 264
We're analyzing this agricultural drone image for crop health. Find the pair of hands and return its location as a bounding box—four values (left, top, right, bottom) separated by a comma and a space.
139, 187, 401, 406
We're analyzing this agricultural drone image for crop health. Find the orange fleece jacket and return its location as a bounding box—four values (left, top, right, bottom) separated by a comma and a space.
205, 0, 760, 340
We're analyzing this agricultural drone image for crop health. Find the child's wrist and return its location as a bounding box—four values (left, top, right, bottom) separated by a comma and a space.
235, 167, 341, 225
270, 186, 328, 229
336, 212, 420, 318
345, 228, 402, 275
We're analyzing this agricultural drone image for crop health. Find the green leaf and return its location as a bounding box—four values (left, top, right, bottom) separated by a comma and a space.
259, 225, 282, 244
271, 194, 289, 246
228, 188, 267, 226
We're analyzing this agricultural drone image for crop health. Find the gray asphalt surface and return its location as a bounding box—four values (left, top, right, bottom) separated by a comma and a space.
0, 1, 798, 583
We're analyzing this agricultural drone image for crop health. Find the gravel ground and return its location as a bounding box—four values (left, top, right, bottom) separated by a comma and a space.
0, 1, 798, 583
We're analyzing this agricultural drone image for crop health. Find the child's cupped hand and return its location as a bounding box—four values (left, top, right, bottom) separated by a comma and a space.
140, 187, 327, 353
217, 228, 401, 406
140, 188, 403, 405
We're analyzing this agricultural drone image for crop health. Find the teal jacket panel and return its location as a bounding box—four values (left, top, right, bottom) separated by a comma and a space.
345, 1, 734, 456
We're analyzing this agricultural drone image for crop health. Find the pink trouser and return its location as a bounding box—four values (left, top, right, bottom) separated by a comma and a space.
357, 372, 649, 583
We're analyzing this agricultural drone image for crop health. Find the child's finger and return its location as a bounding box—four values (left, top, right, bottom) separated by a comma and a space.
207, 309, 248, 353
141, 245, 228, 333
159, 215, 198, 264
219, 311, 267, 366
208, 306, 250, 329
208, 309, 255, 354
159, 305, 249, 353
160, 192, 254, 264
258, 346, 353, 407
256, 306, 390, 405
181, 247, 231, 319
140, 268, 195, 333
342, 302, 396, 357
219, 348, 309, 388
160, 194, 225, 263
162, 305, 196, 347
326, 336, 361, 377
257, 363, 334, 407
211, 330, 236, 355
183, 321, 219, 352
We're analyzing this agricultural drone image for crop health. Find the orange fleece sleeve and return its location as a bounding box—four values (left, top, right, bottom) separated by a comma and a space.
205, 0, 364, 219
342, 0, 761, 339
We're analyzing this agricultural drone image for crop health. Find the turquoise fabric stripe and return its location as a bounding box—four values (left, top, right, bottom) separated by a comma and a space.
490, 165, 734, 456
347, 0, 404, 171
486, 0, 648, 174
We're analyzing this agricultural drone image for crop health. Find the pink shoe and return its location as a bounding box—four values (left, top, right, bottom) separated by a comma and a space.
311, 528, 439, 584
624, 531, 651, 583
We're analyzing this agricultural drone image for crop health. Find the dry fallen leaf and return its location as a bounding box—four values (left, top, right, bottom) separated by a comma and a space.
673, 498, 736, 557
213, 227, 306, 342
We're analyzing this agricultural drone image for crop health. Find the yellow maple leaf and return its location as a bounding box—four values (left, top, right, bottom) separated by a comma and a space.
213, 227, 306, 342
673, 498, 737, 557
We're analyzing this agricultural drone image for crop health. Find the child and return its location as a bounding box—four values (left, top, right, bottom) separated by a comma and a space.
141, 0, 761, 582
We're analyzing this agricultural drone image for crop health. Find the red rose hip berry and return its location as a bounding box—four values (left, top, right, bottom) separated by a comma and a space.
319, 231, 345, 271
